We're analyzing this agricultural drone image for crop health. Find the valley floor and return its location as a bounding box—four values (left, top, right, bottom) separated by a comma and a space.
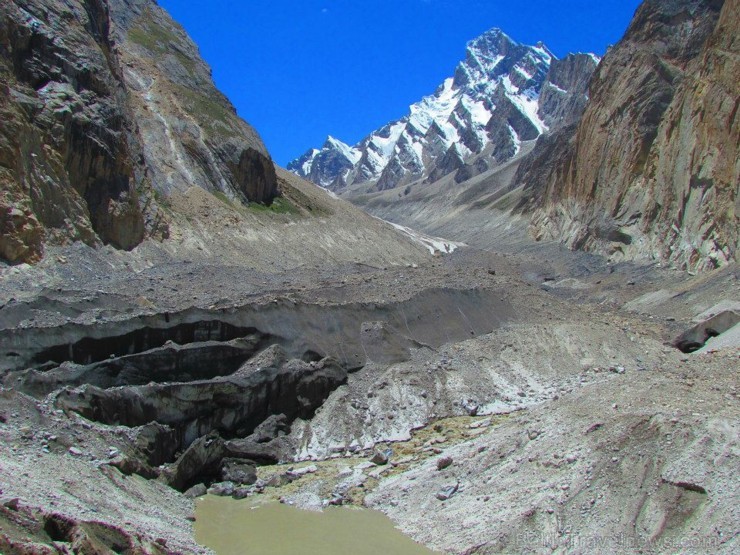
0, 221, 737, 554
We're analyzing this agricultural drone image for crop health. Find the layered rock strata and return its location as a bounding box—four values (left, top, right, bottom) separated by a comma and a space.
518, 0, 738, 271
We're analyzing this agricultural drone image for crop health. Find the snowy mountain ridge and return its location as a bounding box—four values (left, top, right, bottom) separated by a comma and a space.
289, 28, 599, 192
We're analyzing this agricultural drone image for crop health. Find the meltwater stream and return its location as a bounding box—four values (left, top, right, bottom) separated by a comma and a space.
195, 497, 439, 555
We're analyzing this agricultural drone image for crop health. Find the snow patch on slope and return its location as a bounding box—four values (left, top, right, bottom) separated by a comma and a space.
387, 221, 465, 255
301, 149, 320, 174
326, 137, 361, 164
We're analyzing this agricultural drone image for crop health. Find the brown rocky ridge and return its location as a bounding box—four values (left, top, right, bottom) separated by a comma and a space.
518, 0, 738, 271
0, 0, 279, 265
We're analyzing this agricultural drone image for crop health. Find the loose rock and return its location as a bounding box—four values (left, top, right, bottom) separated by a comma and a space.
437, 456, 454, 471
436, 483, 459, 501
370, 450, 390, 465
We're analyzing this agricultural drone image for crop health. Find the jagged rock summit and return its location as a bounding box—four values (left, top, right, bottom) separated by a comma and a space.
288, 28, 598, 192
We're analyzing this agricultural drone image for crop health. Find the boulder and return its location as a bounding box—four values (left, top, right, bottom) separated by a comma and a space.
107, 455, 158, 480
436, 456, 454, 471
248, 413, 290, 444
133, 423, 179, 468
183, 484, 207, 499
208, 482, 236, 497
286, 465, 318, 479
233, 488, 252, 500
158, 433, 227, 492
221, 459, 257, 485
225, 437, 290, 465
370, 450, 390, 465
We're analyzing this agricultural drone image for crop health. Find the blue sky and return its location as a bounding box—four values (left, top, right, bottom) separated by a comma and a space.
158, 0, 643, 166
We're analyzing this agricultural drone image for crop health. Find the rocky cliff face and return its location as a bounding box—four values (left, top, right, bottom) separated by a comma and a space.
108, 0, 278, 202
0, 0, 146, 264
289, 29, 598, 193
519, 0, 738, 271
0, 0, 278, 265
538, 53, 599, 129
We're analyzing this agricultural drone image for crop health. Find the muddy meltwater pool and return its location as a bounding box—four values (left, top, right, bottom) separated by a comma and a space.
195, 496, 439, 555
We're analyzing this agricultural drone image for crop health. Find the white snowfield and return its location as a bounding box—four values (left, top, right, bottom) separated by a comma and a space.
387, 221, 465, 255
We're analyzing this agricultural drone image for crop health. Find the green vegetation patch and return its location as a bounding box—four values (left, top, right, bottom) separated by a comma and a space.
128, 11, 179, 54
246, 196, 300, 215
279, 181, 333, 217
171, 84, 239, 139
211, 190, 234, 207
128, 10, 196, 75
150, 186, 172, 211
210, 190, 300, 217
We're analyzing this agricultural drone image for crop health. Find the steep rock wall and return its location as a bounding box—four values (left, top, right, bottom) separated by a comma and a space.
0, 0, 148, 263
0, 0, 279, 264
519, 0, 737, 271
108, 0, 279, 204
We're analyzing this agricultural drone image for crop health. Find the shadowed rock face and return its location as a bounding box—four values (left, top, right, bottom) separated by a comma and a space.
518, 0, 737, 271
231, 148, 280, 205
538, 53, 598, 129
1, 287, 513, 374
55, 354, 348, 491
5, 287, 512, 490
108, 0, 278, 204
0, 0, 278, 264
18, 336, 275, 397
56, 357, 348, 447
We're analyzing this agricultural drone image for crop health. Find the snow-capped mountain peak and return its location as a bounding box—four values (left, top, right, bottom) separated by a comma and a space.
324, 136, 362, 164
290, 27, 598, 192
287, 136, 362, 189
